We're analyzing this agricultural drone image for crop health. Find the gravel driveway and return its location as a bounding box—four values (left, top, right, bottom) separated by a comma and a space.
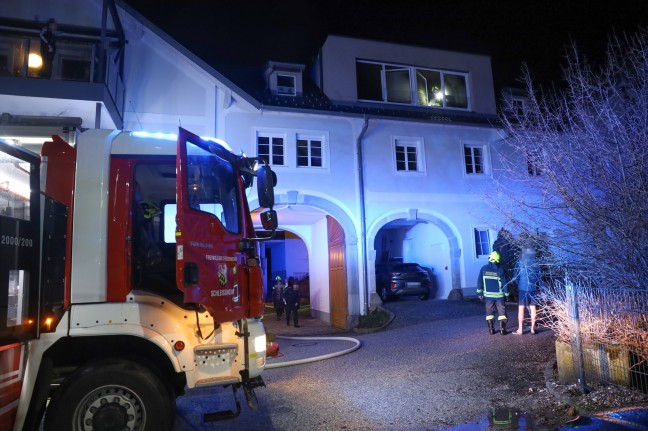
172, 298, 575, 430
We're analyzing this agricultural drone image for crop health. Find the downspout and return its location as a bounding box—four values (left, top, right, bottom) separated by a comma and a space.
356, 116, 370, 315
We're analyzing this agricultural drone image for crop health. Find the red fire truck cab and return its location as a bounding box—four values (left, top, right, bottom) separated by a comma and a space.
0, 127, 278, 430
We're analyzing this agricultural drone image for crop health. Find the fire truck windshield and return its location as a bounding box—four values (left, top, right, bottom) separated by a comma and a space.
185, 140, 240, 234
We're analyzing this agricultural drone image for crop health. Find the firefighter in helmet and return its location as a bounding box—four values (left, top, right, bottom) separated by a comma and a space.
477, 250, 510, 335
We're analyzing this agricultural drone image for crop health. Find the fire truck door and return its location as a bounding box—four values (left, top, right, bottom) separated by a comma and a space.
175, 128, 249, 322
0, 141, 40, 429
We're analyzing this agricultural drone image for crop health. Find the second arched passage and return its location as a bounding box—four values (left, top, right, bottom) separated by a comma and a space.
368, 209, 462, 302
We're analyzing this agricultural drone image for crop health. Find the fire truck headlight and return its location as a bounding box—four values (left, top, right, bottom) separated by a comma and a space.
254, 334, 267, 353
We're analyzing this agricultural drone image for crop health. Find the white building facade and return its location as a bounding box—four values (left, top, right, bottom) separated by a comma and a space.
0, 1, 510, 329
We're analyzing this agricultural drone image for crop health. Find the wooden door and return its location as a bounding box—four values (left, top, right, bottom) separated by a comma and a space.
328, 216, 347, 329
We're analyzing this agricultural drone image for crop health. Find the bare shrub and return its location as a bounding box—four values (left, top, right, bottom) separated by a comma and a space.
494, 28, 648, 290
493, 29, 648, 364
538, 280, 648, 363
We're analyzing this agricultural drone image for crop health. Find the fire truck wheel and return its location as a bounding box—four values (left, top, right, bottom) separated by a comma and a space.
43, 359, 173, 431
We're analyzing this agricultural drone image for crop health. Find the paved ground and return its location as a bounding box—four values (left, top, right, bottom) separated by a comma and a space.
172, 298, 569, 430
262, 303, 350, 337
170, 298, 648, 431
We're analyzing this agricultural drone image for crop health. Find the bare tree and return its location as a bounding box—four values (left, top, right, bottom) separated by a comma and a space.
493, 28, 648, 291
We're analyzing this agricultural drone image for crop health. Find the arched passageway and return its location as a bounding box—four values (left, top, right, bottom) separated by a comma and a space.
251, 192, 360, 328
369, 210, 461, 301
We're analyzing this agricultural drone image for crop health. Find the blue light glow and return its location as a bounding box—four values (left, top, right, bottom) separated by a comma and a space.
130, 131, 233, 152
131, 131, 177, 141
201, 136, 233, 152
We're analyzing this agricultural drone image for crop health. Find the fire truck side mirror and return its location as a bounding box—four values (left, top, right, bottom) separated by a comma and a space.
256, 165, 276, 208
184, 262, 199, 285
260, 209, 278, 231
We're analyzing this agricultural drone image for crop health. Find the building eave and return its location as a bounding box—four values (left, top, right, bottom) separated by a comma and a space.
116, 0, 262, 110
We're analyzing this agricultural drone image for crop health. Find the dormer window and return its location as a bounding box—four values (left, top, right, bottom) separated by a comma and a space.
264, 61, 304, 97
356, 60, 470, 110
276, 74, 296, 96
501, 88, 529, 118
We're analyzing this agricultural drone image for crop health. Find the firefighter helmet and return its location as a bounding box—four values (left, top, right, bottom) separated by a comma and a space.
139, 200, 160, 219
488, 251, 501, 263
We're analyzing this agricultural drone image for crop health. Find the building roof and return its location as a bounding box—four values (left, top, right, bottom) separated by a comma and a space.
119, 1, 499, 127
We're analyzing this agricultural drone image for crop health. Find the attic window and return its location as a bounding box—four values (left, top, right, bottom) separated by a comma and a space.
356, 60, 470, 110
276, 74, 296, 96
264, 61, 304, 97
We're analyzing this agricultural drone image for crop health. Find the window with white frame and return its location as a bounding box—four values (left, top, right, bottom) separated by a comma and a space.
393, 138, 423, 172
257, 133, 285, 166
276, 74, 296, 96
296, 135, 324, 168
474, 228, 491, 258
356, 60, 470, 110
463, 142, 489, 175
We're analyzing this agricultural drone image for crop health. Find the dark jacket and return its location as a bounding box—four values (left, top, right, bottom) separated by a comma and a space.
283, 286, 300, 308
477, 262, 509, 299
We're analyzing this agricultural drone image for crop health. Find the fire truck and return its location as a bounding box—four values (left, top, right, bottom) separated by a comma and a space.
0, 127, 278, 430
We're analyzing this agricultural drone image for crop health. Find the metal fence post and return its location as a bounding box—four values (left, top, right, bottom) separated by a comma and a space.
567, 281, 589, 394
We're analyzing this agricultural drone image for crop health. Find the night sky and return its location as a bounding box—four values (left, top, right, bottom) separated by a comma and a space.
123, 0, 647, 92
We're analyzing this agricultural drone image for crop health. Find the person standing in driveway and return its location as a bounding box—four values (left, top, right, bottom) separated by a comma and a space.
511, 248, 540, 335
272, 276, 285, 320
283, 277, 300, 327
477, 251, 510, 335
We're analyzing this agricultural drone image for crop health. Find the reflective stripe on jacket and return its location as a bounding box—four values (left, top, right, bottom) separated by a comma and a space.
476, 262, 509, 299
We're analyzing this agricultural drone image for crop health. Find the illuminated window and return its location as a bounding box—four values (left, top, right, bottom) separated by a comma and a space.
296, 136, 323, 167
257, 133, 285, 166
416, 69, 442, 107
474, 228, 491, 258
356, 60, 470, 110
463, 142, 490, 175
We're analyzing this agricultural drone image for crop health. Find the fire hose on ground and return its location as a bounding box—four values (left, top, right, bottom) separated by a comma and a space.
264, 335, 362, 369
